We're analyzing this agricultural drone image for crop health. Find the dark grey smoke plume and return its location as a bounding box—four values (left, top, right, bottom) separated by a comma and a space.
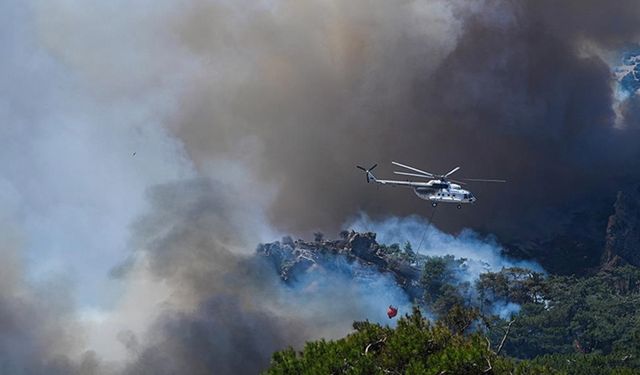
117, 178, 411, 374
115, 178, 302, 374
165, 0, 640, 272
121, 296, 299, 375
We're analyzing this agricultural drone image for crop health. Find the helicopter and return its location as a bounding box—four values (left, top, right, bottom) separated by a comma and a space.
356, 161, 505, 209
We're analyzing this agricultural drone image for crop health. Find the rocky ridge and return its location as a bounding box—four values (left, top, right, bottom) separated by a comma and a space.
257, 231, 426, 300
258, 184, 640, 287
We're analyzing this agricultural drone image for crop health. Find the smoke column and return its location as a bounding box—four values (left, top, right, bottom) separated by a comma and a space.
2, 0, 640, 373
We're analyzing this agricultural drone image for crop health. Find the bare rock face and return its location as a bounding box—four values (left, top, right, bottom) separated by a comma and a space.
603, 185, 640, 268
256, 231, 425, 300
347, 232, 388, 268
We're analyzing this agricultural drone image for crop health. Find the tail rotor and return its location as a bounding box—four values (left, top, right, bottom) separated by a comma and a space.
356, 163, 378, 183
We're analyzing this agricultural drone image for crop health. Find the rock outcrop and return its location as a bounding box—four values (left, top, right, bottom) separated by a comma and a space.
603, 185, 640, 268
257, 231, 425, 300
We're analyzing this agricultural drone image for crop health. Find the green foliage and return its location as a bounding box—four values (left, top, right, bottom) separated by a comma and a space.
479, 266, 640, 363
403, 241, 414, 256
421, 256, 464, 300
267, 304, 640, 374
476, 267, 547, 306
268, 259, 640, 374
267, 306, 529, 375
378, 242, 420, 265
529, 352, 640, 375
441, 304, 480, 335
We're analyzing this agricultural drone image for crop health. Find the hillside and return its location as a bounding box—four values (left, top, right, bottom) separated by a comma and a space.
258, 190, 640, 373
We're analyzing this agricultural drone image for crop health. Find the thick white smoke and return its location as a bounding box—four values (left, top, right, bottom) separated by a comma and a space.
344, 213, 543, 320
346, 213, 543, 280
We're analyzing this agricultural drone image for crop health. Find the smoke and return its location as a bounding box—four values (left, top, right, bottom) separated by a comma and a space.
345, 213, 542, 319
3, 0, 640, 374
144, 0, 640, 247
347, 213, 542, 280
491, 301, 521, 320
108, 178, 412, 374
25, 0, 640, 261
0, 223, 92, 375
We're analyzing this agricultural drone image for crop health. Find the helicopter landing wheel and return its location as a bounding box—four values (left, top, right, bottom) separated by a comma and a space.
431, 202, 438, 208
457, 204, 462, 209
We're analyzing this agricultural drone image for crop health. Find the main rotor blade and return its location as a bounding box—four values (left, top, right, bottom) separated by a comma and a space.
391, 161, 435, 178
369, 163, 378, 171
444, 166, 460, 177
356, 165, 367, 171
449, 179, 467, 185
393, 171, 432, 179
461, 178, 507, 183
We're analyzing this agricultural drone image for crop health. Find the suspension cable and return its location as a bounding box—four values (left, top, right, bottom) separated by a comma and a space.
416, 205, 438, 253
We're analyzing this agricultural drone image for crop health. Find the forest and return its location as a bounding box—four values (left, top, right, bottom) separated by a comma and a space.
265, 251, 640, 374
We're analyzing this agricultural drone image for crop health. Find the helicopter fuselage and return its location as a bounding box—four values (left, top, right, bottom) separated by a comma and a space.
413, 181, 476, 205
